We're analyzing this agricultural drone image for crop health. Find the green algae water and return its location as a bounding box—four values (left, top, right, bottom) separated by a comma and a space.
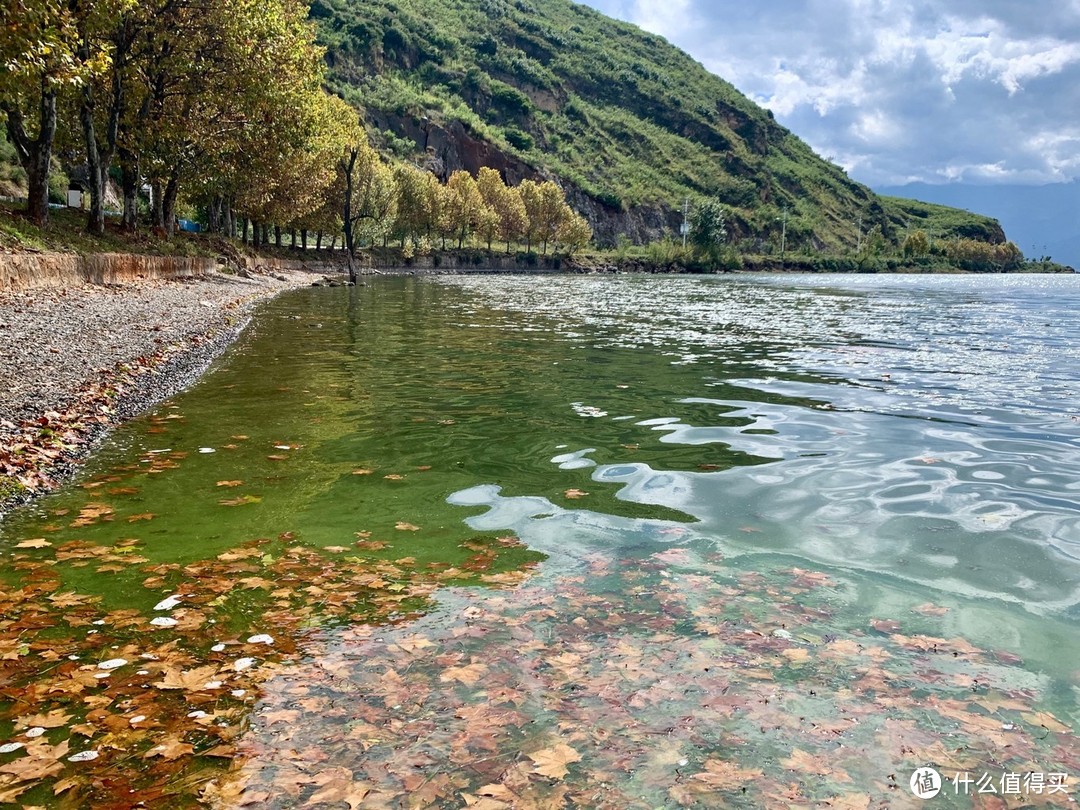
1, 274, 1078, 807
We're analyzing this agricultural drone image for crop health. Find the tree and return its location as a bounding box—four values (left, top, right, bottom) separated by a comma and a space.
518, 178, 541, 252
689, 197, 727, 265
446, 170, 483, 249
70, 0, 138, 235
556, 206, 592, 255
477, 167, 529, 253
392, 164, 434, 248
340, 131, 397, 283
534, 181, 566, 255
495, 183, 527, 253
902, 229, 931, 258
0, 1, 84, 225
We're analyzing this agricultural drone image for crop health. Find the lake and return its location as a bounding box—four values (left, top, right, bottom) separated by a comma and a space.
1, 274, 1078, 807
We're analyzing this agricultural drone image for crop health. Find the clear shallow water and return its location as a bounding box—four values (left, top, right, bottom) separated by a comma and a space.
1, 273, 1078, 806
438, 274, 1080, 613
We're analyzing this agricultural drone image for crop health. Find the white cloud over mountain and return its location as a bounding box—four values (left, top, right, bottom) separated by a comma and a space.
580, 0, 1080, 186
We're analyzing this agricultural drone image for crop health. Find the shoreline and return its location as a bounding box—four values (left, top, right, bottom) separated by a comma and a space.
0, 267, 330, 519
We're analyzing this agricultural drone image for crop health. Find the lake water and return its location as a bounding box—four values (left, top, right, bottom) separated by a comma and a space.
1, 274, 1078, 807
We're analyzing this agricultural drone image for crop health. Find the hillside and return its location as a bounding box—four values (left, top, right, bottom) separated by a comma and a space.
879, 182, 1080, 270
311, 0, 1005, 250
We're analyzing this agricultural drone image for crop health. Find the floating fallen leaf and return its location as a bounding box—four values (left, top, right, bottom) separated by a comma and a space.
149, 617, 178, 628
15, 538, 51, 549
351, 468, 374, 475
96, 658, 127, 670
67, 750, 98, 763
564, 489, 588, 499
234, 657, 255, 671
127, 513, 155, 523
219, 494, 262, 506
154, 665, 220, 691
871, 619, 901, 633
528, 743, 582, 779
216, 480, 244, 488
18, 711, 70, 729
143, 737, 193, 761
383, 474, 405, 480
395, 522, 420, 532
153, 595, 181, 611
266, 454, 288, 461
440, 662, 487, 687
246, 634, 274, 646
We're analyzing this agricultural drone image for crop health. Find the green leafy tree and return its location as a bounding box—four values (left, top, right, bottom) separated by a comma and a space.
689, 197, 728, 265
0, 1, 86, 225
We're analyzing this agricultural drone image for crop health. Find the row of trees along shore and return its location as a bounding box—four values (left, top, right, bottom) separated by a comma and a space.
0, 0, 592, 281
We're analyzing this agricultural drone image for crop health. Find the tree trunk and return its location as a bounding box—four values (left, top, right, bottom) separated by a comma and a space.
79, 99, 111, 236
274, 226, 281, 247
261, 223, 269, 245
342, 150, 357, 284
330, 234, 337, 250
151, 181, 164, 228
301, 229, 308, 251
78, 56, 125, 235
316, 231, 323, 250
2, 85, 58, 227
162, 170, 179, 237
241, 218, 250, 245
207, 195, 223, 234
290, 228, 297, 250
253, 222, 262, 249
119, 148, 140, 232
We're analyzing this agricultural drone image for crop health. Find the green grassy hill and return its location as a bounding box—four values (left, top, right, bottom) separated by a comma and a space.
312, 0, 1005, 250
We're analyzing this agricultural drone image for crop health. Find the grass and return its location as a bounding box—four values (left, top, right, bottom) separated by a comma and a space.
0, 203, 347, 262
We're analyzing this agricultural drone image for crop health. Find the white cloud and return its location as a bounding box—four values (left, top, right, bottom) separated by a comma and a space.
578, 0, 1080, 185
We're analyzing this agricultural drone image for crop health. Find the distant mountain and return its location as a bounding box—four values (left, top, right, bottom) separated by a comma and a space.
310, 0, 1003, 251
877, 182, 1080, 270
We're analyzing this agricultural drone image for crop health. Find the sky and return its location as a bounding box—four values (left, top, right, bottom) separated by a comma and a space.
577, 0, 1080, 188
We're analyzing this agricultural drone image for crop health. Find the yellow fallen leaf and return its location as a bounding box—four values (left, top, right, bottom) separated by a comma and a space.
528, 743, 582, 780
15, 538, 51, 549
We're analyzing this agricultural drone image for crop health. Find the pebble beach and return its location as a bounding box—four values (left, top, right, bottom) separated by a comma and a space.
0, 268, 323, 515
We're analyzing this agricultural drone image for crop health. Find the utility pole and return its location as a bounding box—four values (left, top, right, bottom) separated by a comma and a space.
780, 207, 788, 268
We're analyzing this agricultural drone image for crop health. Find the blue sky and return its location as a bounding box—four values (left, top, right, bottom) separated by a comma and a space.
577, 0, 1080, 188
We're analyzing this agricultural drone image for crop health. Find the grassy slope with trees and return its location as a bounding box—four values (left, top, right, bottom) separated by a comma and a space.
2, 0, 1060, 275
312, 0, 1006, 254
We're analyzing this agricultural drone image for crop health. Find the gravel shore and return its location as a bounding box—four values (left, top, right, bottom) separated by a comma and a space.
0, 268, 325, 517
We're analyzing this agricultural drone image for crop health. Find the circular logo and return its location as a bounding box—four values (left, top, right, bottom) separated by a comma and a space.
910, 767, 942, 799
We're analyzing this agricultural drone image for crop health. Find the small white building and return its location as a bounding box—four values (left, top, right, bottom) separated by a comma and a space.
67, 182, 85, 209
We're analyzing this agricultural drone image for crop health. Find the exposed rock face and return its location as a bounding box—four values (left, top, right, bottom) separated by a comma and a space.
0, 253, 217, 291
369, 110, 674, 246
